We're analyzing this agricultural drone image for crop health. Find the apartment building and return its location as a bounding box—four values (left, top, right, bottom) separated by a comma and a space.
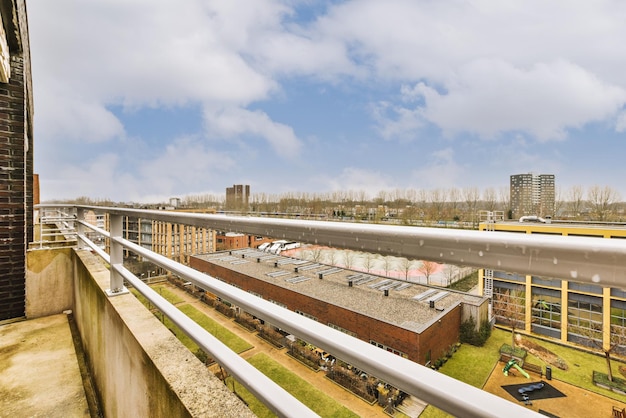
225, 184, 250, 211
510, 173, 555, 219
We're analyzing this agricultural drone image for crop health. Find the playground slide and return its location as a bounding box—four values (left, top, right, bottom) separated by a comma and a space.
512, 363, 529, 379
503, 358, 529, 378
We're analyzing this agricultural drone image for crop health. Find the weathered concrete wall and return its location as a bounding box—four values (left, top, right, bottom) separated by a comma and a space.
25, 247, 74, 318
71, 249, 254, 418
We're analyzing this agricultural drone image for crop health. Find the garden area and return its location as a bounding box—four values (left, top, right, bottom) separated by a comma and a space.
228, 353, 360, 418
420, 328, 626, 417
131, 281, 626, 417
129, 286, 253, 363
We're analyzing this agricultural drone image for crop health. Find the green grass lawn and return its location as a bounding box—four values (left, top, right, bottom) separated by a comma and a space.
448, 270, 478, 292
129, 285, 185, 307
240, 353, 359, 418
130, 287, 252, 354
151, 285, 186, 305
421, 328, 626, 417
177, 304, 253, 353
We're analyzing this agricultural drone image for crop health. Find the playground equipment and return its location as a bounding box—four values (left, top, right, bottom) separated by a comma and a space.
503, 359, 529, 379
517, 382, 545, 405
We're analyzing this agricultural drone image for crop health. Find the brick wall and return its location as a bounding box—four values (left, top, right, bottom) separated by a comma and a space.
190, 258, 461, 364
0, 0, 33, 321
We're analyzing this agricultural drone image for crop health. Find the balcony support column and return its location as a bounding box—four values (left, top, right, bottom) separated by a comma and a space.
106, 214, 129, 296
76, 208, 87, 250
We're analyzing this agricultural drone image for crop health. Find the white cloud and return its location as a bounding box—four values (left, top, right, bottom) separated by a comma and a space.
410, 148, 464, 189
41, 137, 236, 202
30, 0, 626, 202
313, 1, 626, 141
323, 167, 395, 197
371, 101, 424, 141
30, 0, 281, 143
616, 110, 626, 133
377, 60, 626, 141
36, 92, 125, 143
203, 106, 302, 158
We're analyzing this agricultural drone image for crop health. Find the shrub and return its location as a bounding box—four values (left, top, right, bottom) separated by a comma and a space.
460, 316, 492, 347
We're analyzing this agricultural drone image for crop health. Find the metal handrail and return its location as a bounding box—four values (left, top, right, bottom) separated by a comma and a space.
39, 204, 626, 288
57, 204, 543, 418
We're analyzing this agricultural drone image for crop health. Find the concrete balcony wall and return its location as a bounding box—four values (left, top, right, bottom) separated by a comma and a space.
26, 247, 74, 318
26, 247, 253, 418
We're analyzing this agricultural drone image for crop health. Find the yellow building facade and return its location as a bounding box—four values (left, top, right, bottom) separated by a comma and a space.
479, 220, 626, 354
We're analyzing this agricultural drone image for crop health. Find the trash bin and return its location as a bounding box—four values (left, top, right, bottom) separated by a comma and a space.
545, 366, 552, 380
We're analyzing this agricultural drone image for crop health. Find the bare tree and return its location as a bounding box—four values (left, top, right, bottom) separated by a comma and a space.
443, 265, 457, 286
482, 187, 498, 212
574, 321, 626, 382
307, 247, 323, 263
492, 289, 526, 348
497, 186, 510, 218
326, 248, 338, 266
567, 185, 585, 219
382, 256, 395, 277
342, 251, 356, 270
463, 187, 480, 228
428, 189, 447, 222
400, 258, 415, 280
418, 261, 440, 285
587, 185, 621, 221
553, 186, 564, 219
363, 252, 377, 273
448, 187, 461, 221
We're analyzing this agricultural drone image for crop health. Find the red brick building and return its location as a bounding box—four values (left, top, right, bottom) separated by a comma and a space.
190, 248, 488, 366
215, 232, 271, 251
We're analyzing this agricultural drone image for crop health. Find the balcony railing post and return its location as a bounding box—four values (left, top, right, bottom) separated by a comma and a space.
76, 208, 87, 250
106, 214, 129, 296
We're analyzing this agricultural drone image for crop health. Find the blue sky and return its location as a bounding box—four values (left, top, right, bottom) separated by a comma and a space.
29, 0, 626, 203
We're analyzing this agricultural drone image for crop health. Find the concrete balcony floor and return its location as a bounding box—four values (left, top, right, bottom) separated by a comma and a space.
0, 313, 91, 417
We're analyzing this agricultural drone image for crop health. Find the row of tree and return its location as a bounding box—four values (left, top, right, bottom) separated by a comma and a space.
60, 184, 624, 223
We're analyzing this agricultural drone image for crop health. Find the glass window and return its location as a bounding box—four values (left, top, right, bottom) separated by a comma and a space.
567, 293, 602, 348
610, 300, 626, 355
531, 288, 561, 337
492, 283, 526, 329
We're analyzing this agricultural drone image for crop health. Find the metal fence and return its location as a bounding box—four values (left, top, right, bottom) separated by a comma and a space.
39, 204, 626, 417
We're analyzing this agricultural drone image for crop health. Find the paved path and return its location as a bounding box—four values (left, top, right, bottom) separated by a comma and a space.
163, 283, 388, 417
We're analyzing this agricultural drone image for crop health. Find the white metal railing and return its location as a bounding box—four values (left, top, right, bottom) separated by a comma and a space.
58, 204, 626, 288
36, 207, 77, 247
39, 204, 626, 417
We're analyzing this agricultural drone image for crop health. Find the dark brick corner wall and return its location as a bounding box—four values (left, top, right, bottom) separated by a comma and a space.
0, 0, 33, 321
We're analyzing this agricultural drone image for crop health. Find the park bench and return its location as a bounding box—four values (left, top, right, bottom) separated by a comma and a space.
523, 363, 543, 377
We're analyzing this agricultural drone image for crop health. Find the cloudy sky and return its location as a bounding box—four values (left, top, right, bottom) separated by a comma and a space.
29, 0, 626, 203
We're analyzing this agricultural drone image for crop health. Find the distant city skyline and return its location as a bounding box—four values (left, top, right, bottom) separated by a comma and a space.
29, 1, 626, 203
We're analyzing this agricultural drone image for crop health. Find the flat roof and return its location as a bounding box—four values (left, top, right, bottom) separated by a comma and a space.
481, 220, 626, 236
192, 248, 486, 334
